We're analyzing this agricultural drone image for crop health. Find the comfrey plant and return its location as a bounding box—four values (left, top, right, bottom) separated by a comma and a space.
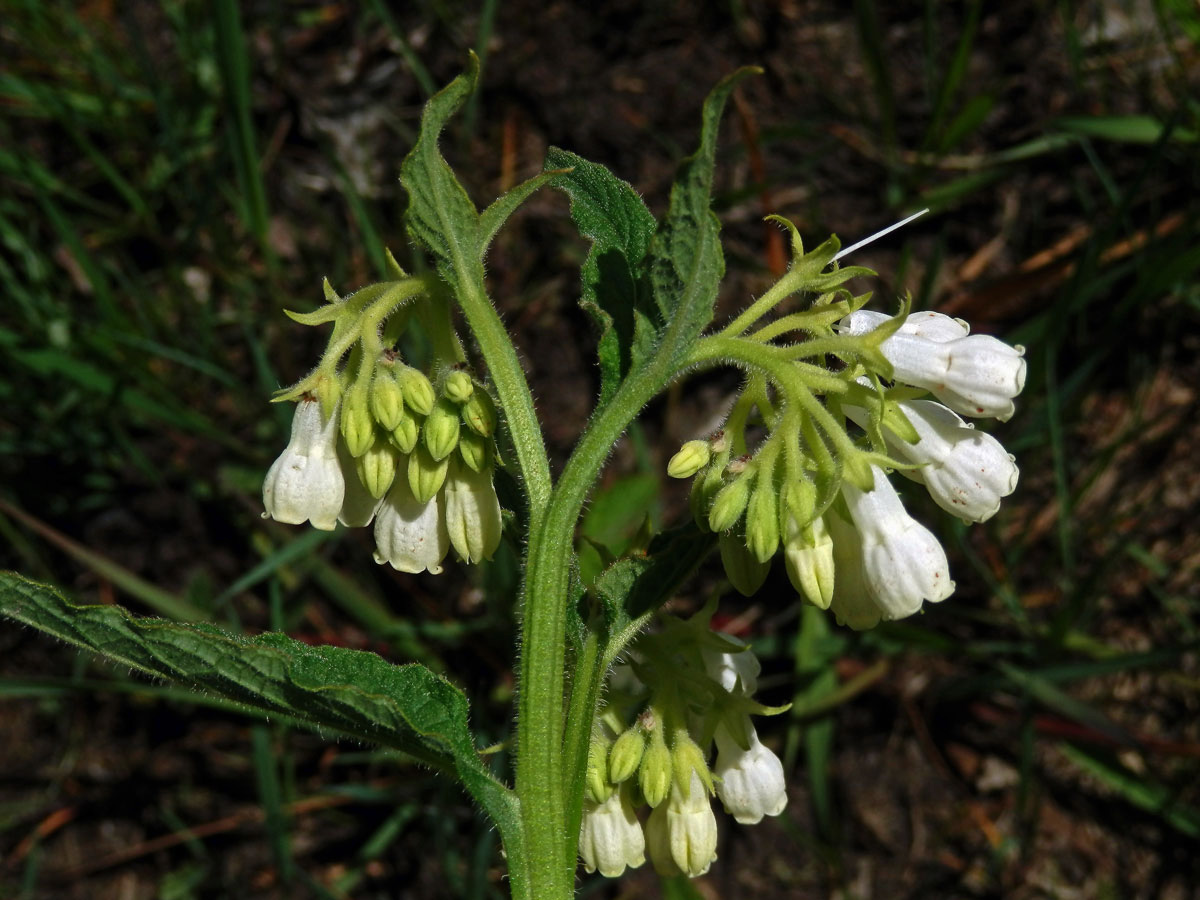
0, 59, 1024, 898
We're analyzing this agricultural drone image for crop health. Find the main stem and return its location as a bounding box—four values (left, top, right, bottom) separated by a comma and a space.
517, 362, 674, 898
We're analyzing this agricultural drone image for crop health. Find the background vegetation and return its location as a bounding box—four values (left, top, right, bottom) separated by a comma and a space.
1, 1, 1198, 897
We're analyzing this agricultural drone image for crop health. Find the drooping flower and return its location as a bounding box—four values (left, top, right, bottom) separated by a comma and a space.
700, 633, 760, 695
336, 438, 384, 527
262, 398, 345, 531
646, 770, 718, 878
783, 510, 835, 609
372, 472, 450, 574
713, 721, 787, 825
860, 398, 1019, 522
840, 308, 969, 342
841, 465, 955, 620
825, 508, 882, 631
881, 332, 1027, 421
443, 460, 502, 564
579, 788, 646, 878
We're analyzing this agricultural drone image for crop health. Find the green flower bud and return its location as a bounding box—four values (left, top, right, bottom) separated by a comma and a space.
397, 366, 435, 416
461, 389, 497, 437
745, 480, 780, 563
443, 370, 474, 404
671, 734, 714, 798
667, 440, 711, 479
369, 366, 406, 431
339, 390, 375, 457
639, 724, 673, 809
784, 513, 835, 610
389, 408, 420, 454
708, 475, 751, 533
780, 478, 816, 533
354, 439, 399, 499
719, 531, 770, 597
422, 398, 461, 461
587, 735, 614, 804
457, 429, 491, 473
609, 727, 647, 784
690, 459, 726, 531
408, 444, 449, 504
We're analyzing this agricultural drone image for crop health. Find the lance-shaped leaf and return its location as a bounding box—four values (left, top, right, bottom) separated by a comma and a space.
648, 67, 760, 368
0, 571, 518, 834
400, 54, 482, 281
544, 147, 659, 408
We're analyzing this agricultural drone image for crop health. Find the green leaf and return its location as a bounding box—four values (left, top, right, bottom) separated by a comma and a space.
479, 169, 563, 255
544, 147, 658, 407
1055, 114, 1196, 144
647, 67, 759, 368
0, 571, 518, 834
593, 523, 717, 662
400, 53, 482, 282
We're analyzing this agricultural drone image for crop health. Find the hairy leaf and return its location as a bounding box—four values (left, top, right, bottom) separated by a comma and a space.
544, 147, 658, 407
400, 54, 482, 282
593, 523, 717, 662
648, 67, 759, 368
0, 571, 518, 831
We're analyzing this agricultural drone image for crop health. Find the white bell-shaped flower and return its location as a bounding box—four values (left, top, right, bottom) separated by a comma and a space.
713, 721, 787, 825
783, 511, 835, 609
700, 634, 760, 695
373, 473, 449, 574
578, 787, 646, 878
841, 466, 955, 621
886, 399, 1018, 522
262, 399, 345, 531
443, 460, 502, 564
840, 308, 970, 343
646, 770, 718, 878
825, 509, 882, 630
879, 331, 1027, 421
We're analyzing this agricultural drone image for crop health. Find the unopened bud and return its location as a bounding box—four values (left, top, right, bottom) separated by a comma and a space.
355, 440, 399, 499
369, 367, 406, 431
671, 734, 714, 798
422, 398, 461, 461
690, 461, 725, 532
340, 391, 375, 457
397, 366, 435, 416
639, 727, 673, 809
443, 370, 474, 404
457, 429, 491, 473
609, 727, 647, 784
461, 389, 497, 437
667, 441, 711, 479
389, 409, 420, 454
719, 531, 770, 597
587, 736, 614, 804
780, 478, 816, 533
408, 444, 449, 503
708, 476, 751, 533
784, 513, 835, 610
745, 481, 780, 563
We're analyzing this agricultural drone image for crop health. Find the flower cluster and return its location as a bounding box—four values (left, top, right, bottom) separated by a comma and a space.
262, 273, 503, 572
671, 233, 1025, 629
578, 607, 787, 879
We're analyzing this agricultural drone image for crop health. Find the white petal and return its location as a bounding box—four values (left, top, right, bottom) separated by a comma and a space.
373, 475, 449, 574
578, 790, 645, 878
882, 332, 1027, 420
838, 309, 969, 342
889, 400, 1019, 522
714, 722, 788, 825
443, 463, 502, 564
647, 771, 717, 878
825, 510, 882, 630
701, 636, 761, 695
842, 467, 955, 619
262, 400, 344, 530
336, 439, 384, 527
